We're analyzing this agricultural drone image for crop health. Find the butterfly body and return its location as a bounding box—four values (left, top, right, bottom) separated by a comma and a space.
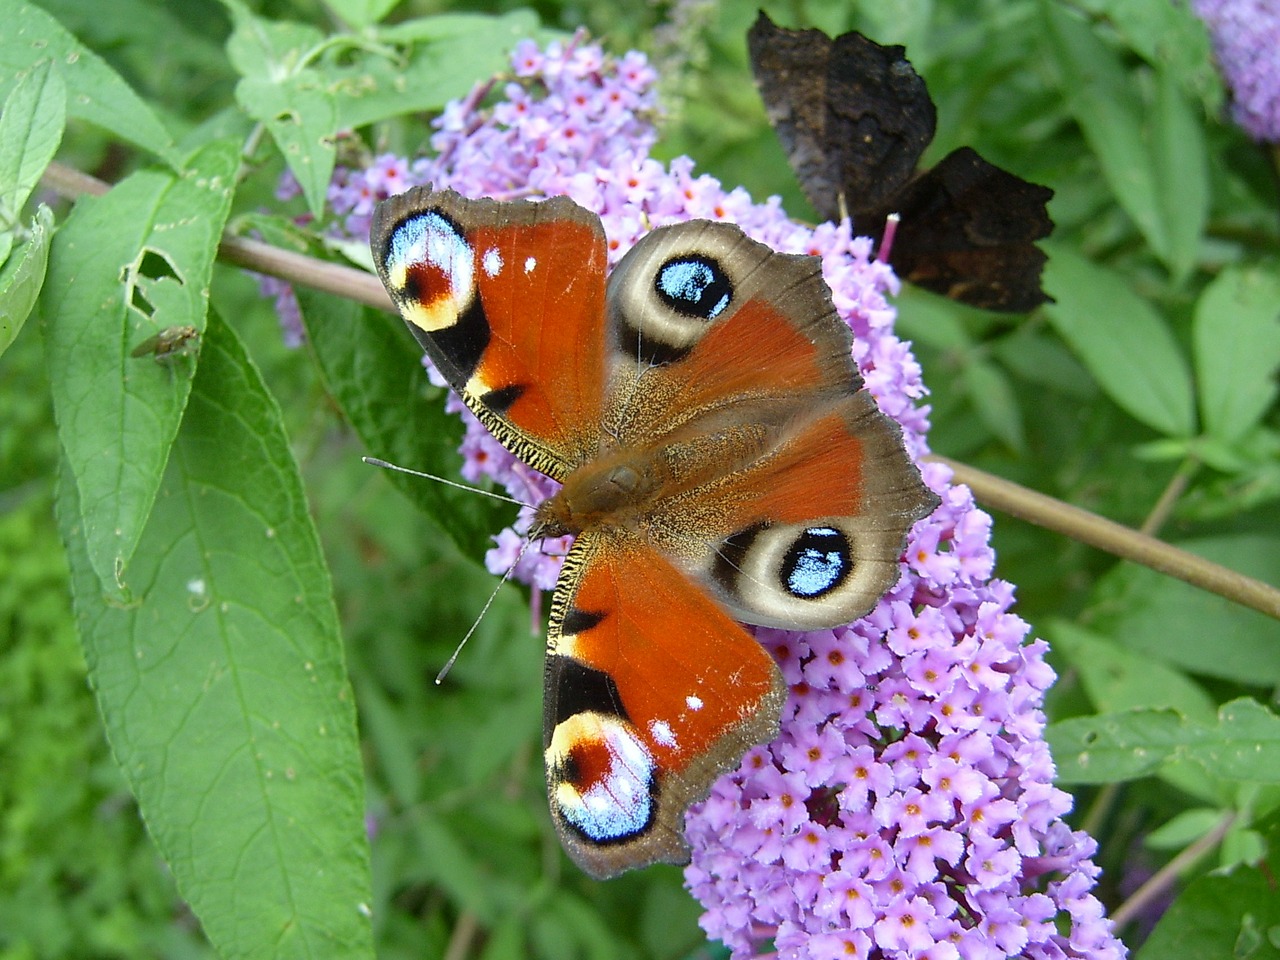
371, 186, 937, 877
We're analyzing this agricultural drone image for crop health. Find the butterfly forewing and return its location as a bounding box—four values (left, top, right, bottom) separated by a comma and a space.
370, 187, 609, 478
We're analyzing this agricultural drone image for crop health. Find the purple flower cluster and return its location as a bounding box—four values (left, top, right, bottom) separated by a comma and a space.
1193, 0, 1280, 143
686, 469, 1122, 959
293, 33, 1126, 960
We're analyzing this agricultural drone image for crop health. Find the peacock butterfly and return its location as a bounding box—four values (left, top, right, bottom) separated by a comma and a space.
748, 11, 1054, 313
369, 186, 938, 878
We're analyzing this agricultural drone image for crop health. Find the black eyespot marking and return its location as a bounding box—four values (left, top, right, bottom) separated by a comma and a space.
544, 655, 627, 732
655, 255, 732, 320
560, 607, 606, 637
481, 383, 524, 413
782, 526, 852, 599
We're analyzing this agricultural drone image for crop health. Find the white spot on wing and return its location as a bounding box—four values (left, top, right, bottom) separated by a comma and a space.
524, 255, 537, 274
483, 248, 503, 277
650, 719, 677, 748
686, 695, 703, 711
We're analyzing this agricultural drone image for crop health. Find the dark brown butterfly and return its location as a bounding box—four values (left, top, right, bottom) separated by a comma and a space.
748, 12, 1054, 312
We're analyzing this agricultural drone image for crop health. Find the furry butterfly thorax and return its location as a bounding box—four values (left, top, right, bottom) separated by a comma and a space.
369, 185, 938, 878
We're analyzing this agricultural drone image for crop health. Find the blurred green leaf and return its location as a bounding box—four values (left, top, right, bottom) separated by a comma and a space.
989, 327, 1097, 399
57, 310, 373, 960
326, 0, 401, 30
330, 12, 544, 130
1048, 620, 1216, 721
0, 203, 52, 355
42, 138, 239, 597
296, 288, 509, 559
1137, 851, 1280, 960
1194, 265, 1280, 445
1043, 3, 1164, 258
1152, 63, 1208, 283
1050, 708, 1184, 783
1090, 534, 1280, 684
1068, 0, 1219, 102
0, 59, 64, 225
1043, 243, 1196, 437
0, 0, 175, 163
1144, 807, 1227, 850
962, 357, 1026, 452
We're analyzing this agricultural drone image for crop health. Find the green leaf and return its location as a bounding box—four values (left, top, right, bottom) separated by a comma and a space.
324, 0, 401, 30
223, 0, 324, 77
1048, 621, 1216, 722
1090, 534, 1280, 684
236, 75, 336, 216
223, 0, 336, 215
0, 203, 52, 356
1042, 3, 1165, 258
1137, 862, 1280, 960
989, 327, 1096, 399
962, 357, 1026, 452
376, 10, 540, 45
1051, 699, 1280, 786
1068, 0, 1219, 103
41, 139, 239, 596
0, 59, 64, 226
1042, 243, 1196, 437
1152, 62, 1208, 283
1194, 265, 1280, 445
57, 310, 373, 960
0, 0, 175, 163
890, 286, 973, 352
295, 288, 508, 560
1145, 807, 1228, 850
331, 12, 543, 130
1049, 708, 1185, 783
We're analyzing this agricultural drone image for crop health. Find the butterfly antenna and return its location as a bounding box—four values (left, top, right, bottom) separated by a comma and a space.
362, 456, 532, 508
434, 537, 534, 684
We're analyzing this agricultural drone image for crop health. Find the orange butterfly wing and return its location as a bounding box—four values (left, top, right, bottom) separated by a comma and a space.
543, 531, 786, 878
370, 187, 608, 477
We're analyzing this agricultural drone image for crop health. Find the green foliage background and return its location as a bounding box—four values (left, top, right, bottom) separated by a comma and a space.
1, 0, 1279, 958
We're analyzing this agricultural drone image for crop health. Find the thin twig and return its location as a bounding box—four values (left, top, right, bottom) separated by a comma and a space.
1109, 810, 1236, 929
933, 456, 1280, 620
40, 161, 1280, 622
442, 909, 479, 960
1140, 458, 1199, 537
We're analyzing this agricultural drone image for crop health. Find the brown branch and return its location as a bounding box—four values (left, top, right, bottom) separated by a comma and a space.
933, 456, 1280, 620
40, 161, 395, 313
41, 161, 1280, 622
1109, 810, 1236, 929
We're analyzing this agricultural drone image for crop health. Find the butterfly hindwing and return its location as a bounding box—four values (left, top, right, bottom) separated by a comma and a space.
583, 219, 939, 630
543, 531, 787, 879
370, 187, 609, 478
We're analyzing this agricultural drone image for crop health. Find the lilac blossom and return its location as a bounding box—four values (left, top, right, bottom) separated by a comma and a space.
1193, 0, 1280, 142
275, 33, 1126, 960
